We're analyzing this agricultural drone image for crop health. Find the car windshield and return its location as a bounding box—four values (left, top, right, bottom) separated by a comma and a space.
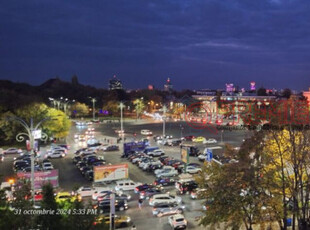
176, 218, 184, 222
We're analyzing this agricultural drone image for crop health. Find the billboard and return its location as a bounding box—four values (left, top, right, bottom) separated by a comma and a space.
17, 169, 59, 190
181, 147, 189, 164
94, 164, 128, 182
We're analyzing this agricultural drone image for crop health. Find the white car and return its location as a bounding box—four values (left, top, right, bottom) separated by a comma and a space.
115, 180, 142, 191
184, 166, 202, 174
92, 188, 113, 200
138, 160, 153, 169
156, 169, 178, 178
46, 151, 65, 158
149, 194, 182, 206
203, 138, 217, 144
3, 148, 23, 155
141, 129, 152, 135
42, 162, 54, 171
143, 161, 162, 171
155, 166, 175, 175
168, 214, 187, 229
77, 186, 96, 197
147, 149, 165, 157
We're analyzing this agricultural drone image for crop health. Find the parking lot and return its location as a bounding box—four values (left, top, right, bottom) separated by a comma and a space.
0, 120, 247, 229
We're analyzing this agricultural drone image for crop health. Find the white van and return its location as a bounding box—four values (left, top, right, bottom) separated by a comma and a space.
115, 180, 142, 191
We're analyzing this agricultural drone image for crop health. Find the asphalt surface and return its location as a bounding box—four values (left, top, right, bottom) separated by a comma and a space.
0, 119, 248, 230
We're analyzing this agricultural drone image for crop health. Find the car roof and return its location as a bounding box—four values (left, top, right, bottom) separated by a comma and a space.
173, 214, 185, 219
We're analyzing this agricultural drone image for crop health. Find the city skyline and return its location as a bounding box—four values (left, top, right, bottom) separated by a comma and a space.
1, 1, 310, 90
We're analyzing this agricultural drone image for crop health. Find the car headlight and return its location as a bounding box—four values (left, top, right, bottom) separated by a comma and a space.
126, 217, 131, 222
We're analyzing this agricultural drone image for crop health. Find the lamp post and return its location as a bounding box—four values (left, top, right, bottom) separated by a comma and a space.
7, 116, 50, 204
162, 105, 167, 139
120, 102, 124, 142
89, 97, 97, 121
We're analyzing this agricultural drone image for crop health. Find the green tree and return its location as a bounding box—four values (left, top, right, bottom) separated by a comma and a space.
70, 102, 89, 117
133, 99, 145, 119
102, 101, 119, 116
38, 183, 62, 229
45, 108, 71, 139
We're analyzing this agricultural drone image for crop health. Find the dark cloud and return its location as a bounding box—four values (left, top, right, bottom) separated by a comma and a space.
0, 0, 310, 90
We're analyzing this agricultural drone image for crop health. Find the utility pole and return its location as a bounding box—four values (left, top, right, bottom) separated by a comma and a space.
120, 102, 124, 143
8, 116, 50, 205
163, 105, 167, 139
89, 97, 97, 120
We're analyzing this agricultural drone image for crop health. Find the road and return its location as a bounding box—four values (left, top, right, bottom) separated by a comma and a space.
0, 119, 248, 230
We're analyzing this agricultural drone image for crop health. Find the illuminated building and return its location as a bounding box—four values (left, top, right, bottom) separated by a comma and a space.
226, 83, 234, 92
109, 75, 123, 90
303, 87, 310, 102
250, 82, 256, 91
164, 78, 173, 91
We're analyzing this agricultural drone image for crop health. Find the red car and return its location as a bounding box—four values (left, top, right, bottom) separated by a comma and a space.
183, 136, 195, 141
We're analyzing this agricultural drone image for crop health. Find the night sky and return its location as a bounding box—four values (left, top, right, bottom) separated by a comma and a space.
1, 0, 310, 90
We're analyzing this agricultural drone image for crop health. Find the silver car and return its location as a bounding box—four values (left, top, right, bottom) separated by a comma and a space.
152, 202, 184, 217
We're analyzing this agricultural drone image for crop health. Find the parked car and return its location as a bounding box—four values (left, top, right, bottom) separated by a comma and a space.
46, 151, 65, 159
192, 136, 206, 143
182, 136, 195, 141
175, 180, 198, 195
93, 215, 132, 228
77, 186, 96, 197
149, 194, 182, 206
156, 168, 178, 178
92, 188, 113, 201
154, 177, 176, 186
139, 187, 163, 199
97, 192, 131, 202
147, 149, 165, 157
115, 180, 142, 191
141, 129, 153, 135
135, 184, 154, 194
203, 138, 217, 144
42, 162, 54, 171
168, 214, 187, 229
146, 162, 163, 172
95, 199, 128, 213
104, 145, 119, 151
3, 148, 23, 155
183, 165, 202, 174
190, 188, 207, 199
152, 203, 184, 217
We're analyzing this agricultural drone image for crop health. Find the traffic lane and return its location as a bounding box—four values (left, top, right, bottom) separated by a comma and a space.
96, 121, 247, 147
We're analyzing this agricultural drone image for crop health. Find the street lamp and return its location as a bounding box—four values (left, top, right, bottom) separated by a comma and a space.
119, 102, 124, 141
7, 116, 51, 204
162, 105, 167, 139
89, 97, 97, 121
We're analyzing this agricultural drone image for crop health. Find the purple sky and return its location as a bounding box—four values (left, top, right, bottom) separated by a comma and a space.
1, 0, 310, 90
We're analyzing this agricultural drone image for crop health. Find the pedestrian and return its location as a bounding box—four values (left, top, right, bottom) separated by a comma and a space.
108, 139, 110, 144
138, 198, 143, 209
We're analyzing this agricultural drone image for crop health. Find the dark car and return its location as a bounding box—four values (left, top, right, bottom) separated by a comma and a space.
72, 156, 82, 164
188, 146, 200, 157
154, 177, 176, 186
135, 184, 154, 194
88, 142, 102, 147
57, 144, 70, 150
140, 188, 162, 199
96, 199, 128, 213
85, 171, 93, 181
105, 145, 119, 151
146, 163, 163, 172
91, 160, 106, 167
176, 181, 198, 195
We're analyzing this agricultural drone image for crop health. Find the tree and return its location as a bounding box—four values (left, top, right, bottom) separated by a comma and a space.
70, 102, 89, 117
45, 108, 71, 139
257, 87, 267, 96
102, 101, 119, 116
38, 183, 62, 229
133, 99, 145, 119
282, 88, 292, 99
